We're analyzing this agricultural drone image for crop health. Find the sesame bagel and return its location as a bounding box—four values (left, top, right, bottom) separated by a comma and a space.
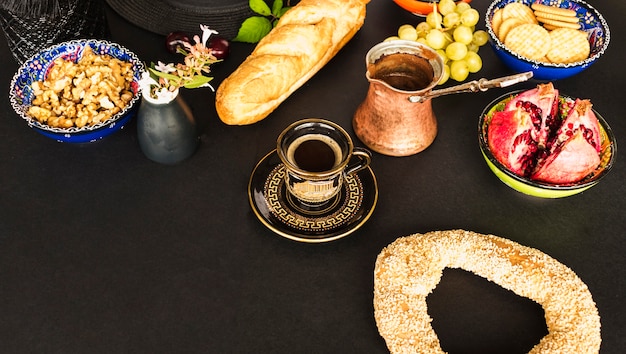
373, 230, 601, 353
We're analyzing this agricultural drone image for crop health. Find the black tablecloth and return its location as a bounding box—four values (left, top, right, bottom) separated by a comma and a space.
1, 1, 624, 353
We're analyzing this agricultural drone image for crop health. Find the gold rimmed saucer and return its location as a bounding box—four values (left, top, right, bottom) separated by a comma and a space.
248, 150, 378, 243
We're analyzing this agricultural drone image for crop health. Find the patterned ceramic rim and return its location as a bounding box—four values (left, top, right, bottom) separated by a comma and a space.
9, 39, 145, 134
485, 0, 610, 68
478, 90, 617, 191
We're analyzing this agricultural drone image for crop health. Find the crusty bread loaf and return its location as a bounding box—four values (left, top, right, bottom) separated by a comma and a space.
215, 0, 369, 125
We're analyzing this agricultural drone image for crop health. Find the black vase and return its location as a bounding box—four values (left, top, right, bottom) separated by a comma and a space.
136, 91, 199, 165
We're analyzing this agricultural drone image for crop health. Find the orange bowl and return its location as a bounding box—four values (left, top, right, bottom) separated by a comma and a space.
392, 0, 472, 16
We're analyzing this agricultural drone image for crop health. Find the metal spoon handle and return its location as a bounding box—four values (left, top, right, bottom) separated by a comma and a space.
408, 71, 534, 103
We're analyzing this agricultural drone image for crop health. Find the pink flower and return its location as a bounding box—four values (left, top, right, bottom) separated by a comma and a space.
141, 24, 220, 101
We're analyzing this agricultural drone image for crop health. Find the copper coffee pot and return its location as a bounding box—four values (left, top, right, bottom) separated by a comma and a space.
353, 40, 532, 157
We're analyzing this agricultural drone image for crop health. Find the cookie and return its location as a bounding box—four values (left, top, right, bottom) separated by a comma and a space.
502, 2, 538, 24
504, 23, 551, 61
537, 17, 581, 29
492, 8, 504, 35
498, 17, 525, 42
546, 28, 590, 63
534, 11, 579, 23
531, 3, 577, 17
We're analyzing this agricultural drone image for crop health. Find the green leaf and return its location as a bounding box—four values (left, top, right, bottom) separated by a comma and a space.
183, 76, 213, 89
271, 0, 283, 16
148, 67, 178, 81
249, 0, 271, 16
277, 6, 291, 17
233, 16, 273, 43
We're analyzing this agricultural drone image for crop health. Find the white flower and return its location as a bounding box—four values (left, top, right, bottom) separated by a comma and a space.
200, 24, 218, 47
141, 24, 219, 102
154, 61, 176, 73
138, 71, 159, 91
199, 82, 216, 92
139, 71, 178, 103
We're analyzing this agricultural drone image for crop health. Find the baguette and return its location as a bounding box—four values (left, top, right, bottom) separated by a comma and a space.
215, 0, 369, 125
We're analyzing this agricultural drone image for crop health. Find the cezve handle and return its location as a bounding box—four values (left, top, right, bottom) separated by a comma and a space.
408, 71, 534, 103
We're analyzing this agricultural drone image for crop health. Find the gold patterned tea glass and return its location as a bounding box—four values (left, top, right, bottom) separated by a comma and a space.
277, 119, 372, 211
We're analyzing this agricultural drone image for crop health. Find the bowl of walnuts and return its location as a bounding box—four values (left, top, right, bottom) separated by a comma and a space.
485, 0, 609, 80
9, 39, 144, 143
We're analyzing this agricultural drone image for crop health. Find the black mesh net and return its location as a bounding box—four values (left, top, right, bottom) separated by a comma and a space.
0, 0, 109, 64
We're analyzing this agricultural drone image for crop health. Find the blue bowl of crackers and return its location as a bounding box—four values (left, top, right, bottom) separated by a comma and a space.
9, 39, 144, 143
485, 0, 609, 80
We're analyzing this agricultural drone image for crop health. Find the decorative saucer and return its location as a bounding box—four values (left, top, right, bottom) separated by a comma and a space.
248, 150, 378, 243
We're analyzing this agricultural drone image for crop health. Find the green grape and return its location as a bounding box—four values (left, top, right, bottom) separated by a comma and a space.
436, 49, 449, 64
439, 64, 451, 85
398, 24, 418, 41
472, 30, 489, 47
416, 21, 432, 38
450, 60, 469, 82
455, 2, 471, 14
453, 25, 473, 45
464, 51, 482, 73
446, 42, 468, 61
460, 8, 480, 27
426, 11, 443, 29
384, 36, 400, 42
438, 0, 456, 16
390, 1, 486, 83
426, 29, 446, 50
443, 12, 460, 29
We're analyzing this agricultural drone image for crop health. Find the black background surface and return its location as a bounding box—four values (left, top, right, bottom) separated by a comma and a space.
0, 0, 624, 353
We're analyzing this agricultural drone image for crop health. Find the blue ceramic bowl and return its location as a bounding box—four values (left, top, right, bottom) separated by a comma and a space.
9, 39, 144, 143
485, 0, 610, 81
478, 91, 616, 198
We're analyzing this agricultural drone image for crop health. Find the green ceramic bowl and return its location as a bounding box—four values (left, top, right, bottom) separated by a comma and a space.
478, 91, 617, 198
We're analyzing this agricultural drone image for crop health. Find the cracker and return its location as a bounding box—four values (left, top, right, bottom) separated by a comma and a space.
531, 3, 577, 17
534, 10, 579, 23
498, 17, 525, 42
546, 28, 590, 63
502, 2, 537, 24
492, 8, 504, 35
504, 23, 551, 61
537, 17, 581, 29
542, 23, 560, 31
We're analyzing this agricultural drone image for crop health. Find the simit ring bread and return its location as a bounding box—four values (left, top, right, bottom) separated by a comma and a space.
373, 230, 601, 353
215, 0, 369, 125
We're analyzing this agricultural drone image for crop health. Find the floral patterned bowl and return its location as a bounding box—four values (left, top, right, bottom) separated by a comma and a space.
485, 0, 610, 80
9, 39, 144, 143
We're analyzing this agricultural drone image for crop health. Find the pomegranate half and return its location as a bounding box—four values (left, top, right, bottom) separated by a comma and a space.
479, 85, 616, 198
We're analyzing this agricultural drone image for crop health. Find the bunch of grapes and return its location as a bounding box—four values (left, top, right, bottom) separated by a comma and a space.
386, 0, 489, 85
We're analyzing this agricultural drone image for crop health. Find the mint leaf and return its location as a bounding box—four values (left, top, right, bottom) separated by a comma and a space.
233, 16, 273, 43
276, 7, 290, 18
271, 0, 283, 16
249, 0, 271, 16
234, 0, 291, 43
